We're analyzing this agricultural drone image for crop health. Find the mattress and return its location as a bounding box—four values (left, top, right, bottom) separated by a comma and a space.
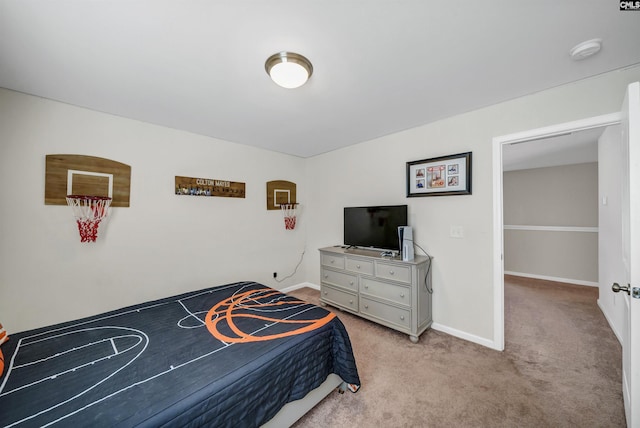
0, 281, 360, 427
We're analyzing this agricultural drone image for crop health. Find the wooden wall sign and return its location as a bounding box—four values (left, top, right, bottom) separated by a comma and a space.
266, 180, 296, 210
45, 154, 131, 207
175, 176, 245, 198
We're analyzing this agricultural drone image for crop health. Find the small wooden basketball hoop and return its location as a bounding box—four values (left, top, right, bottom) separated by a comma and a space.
66, 195, 112, 242
281, 203, 299, 230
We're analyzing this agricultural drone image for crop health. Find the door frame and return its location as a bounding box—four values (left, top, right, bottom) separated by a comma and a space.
491, 112, 621, 351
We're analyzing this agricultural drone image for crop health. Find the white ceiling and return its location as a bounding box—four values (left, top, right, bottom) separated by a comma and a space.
1, 1, 639, 158
502, 127, 603, 171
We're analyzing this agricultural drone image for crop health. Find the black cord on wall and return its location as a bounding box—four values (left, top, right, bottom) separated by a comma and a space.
414, 242, 433, 294
274, 249, 306, 283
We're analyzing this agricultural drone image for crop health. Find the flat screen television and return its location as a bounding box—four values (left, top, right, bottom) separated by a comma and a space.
344, 205, 408, 251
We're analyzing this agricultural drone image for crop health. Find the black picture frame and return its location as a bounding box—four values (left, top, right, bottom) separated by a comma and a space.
406, 152, 472, 197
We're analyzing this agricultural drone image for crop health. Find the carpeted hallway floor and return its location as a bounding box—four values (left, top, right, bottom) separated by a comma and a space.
290, 275, 625, 427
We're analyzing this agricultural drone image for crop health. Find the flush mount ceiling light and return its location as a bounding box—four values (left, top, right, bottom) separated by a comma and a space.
265, 52, 313, 89
569, 38, 602, 60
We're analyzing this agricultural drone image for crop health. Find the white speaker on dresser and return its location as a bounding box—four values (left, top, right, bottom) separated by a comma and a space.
398, 226, 414, 261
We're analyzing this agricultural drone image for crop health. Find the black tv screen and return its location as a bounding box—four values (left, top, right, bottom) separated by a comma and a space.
344, 205, 408, 251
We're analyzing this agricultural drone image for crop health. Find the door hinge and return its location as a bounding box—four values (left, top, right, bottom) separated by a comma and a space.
633, 287, 640, 299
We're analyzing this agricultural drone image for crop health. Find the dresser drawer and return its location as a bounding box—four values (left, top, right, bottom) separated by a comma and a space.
360, 296, 410, 329
321, 285, 358, 311
360, 277, 410, 307
321, 268, 357, 291
321, 253, 345, 269
375, 262, 411, 284
345, 257, 374, 275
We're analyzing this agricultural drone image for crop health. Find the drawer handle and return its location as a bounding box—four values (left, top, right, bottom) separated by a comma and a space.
330, 260, 335, 264
349, 300, 353, 304
400, 315, 405, 320
364, 304, 369, 309
323, 291, 328, 295
324, 274, 328, 279
364, 285, 369, 289
349, 281, 354, 285
356, 264, 361, 269
389, 270, 395, 275
400, 293, 405, 298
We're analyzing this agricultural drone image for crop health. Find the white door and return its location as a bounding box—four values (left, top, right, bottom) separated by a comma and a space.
615, 81, 640, 428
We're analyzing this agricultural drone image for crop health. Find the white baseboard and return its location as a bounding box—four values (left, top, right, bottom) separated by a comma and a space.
431, 322, 501, 351
283, 282, 503, 351
280, 282, 319, 293
597, 299, 623, 345
504, 271, 598, 287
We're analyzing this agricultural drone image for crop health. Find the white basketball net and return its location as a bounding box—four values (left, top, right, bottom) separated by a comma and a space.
280, 203, 298, 230
66, 195, 112, 242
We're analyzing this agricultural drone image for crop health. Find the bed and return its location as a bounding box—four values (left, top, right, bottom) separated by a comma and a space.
0, 281, 360, 427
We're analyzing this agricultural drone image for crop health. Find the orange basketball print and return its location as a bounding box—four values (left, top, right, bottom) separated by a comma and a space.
0, 322, 7, 377
205, 288, 335, 343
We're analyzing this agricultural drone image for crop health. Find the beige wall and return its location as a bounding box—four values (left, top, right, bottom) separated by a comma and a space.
504, 163, 598, 227
305, 67, 640, 347
598, 125, 624, 341
2, 66, 640, 348
0, 88, 307, 333
503, 163, 599, 284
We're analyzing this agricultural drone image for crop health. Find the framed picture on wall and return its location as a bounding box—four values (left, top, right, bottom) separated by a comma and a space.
406, 152, 472, 197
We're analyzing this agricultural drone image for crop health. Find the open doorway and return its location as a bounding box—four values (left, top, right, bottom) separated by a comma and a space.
501, 127, 603, 286
492, 81, 640, 428
491, 112, 621, 351
492, 118, 627, 424
499, 125, 624, 376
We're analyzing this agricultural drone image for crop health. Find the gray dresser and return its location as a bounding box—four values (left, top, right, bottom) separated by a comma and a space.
319, 246, 432, 342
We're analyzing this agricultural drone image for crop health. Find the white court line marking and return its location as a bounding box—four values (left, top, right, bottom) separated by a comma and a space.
12, 334, 139, 370
110, 338, 118, 355
2, 334, 143, 397
2, 282, 321, 427
177, 300, 206, 327
13, 282, 246, 347
2, 327, 149, 428
41, 303, 318, 428
177, 310, 210, 329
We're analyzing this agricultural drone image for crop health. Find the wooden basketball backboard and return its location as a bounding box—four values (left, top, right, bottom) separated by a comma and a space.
266, 180, 296, 210
45, 154, 131, 207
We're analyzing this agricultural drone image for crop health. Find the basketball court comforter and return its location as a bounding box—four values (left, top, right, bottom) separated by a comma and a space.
0, 281, 360, 427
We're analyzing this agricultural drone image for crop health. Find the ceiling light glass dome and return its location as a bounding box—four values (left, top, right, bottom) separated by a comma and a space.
265, 52, 313, 89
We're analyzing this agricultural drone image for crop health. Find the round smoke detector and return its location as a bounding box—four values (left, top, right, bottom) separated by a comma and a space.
569, 39, 602, 60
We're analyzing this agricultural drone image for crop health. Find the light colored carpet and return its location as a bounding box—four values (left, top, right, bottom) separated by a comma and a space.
289, 275, 625, 427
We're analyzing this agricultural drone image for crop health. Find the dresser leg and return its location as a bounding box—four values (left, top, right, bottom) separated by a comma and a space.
409, 335, 419, 343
